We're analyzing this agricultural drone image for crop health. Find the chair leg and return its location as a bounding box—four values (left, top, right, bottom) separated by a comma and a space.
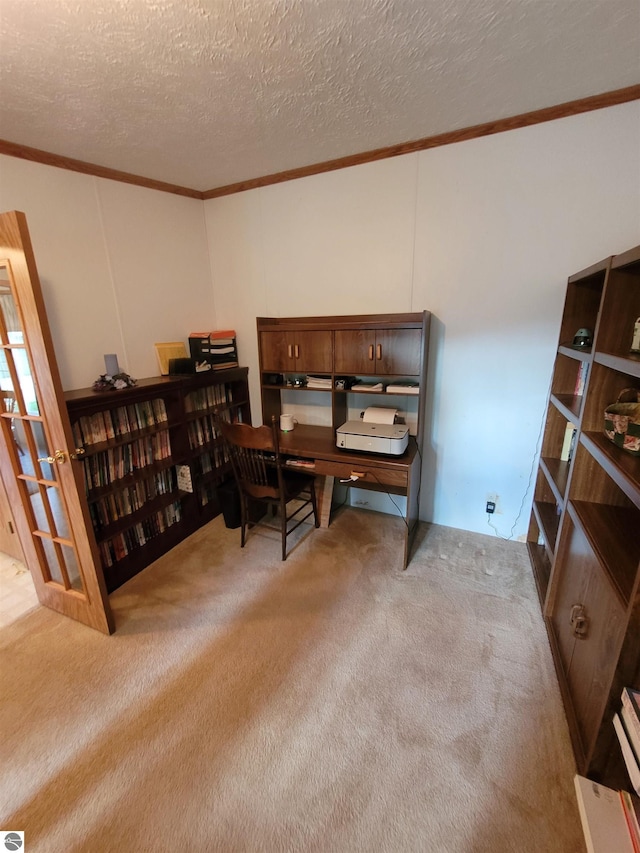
280, 496, 288, 561
239, 494, 248, 548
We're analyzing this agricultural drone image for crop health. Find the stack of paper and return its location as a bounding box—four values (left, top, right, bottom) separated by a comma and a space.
351, 382, 384, 392
306, 376, 332, 389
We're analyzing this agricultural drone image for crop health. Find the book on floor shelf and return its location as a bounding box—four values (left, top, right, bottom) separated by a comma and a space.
574, 361, 589, 396
614, 713, 640, 796
574, 775, 637, 853
621, 790, 640, 853
623, 688, 640, 756
560, 422, 577, 462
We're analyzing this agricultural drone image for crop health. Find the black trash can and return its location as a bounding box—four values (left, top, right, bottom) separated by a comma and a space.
217, 478, 242, 529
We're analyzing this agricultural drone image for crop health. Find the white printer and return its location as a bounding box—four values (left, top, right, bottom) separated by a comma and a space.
336, 407, 409, 456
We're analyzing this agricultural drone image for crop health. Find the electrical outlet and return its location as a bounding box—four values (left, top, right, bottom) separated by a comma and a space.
485, 493, 501, 514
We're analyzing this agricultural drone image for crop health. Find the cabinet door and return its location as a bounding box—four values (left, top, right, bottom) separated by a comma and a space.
260, 330, 333, 373
335, 328, 422, 375
260, 331, 292, 372
550, 518, 626, 758
376, 329, 422, 375
334, 330, 375, 374
294, 330, 333, 372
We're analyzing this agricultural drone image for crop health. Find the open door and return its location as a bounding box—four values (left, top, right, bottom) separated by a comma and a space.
0, 210, 114, 634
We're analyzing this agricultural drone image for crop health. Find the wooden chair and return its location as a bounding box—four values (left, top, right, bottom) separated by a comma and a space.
218, 416, 319, 560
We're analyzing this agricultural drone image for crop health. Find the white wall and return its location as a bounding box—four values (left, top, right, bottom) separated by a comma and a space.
204, 101, 640, 538
1, 102, 638, 538
0, 156, 215, 389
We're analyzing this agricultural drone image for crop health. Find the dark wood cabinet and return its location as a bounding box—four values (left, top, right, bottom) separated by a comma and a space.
257, 313, 429, 434
334, 328, 422, 375
256, 313, 430, 567
65, 367, 250, 591
259, 329, 333, 373
527, 245, 640, 788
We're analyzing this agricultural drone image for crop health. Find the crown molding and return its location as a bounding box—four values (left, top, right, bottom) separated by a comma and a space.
1, 84, 638, 200
0, 139, 204, 199
202, 84, 640, 199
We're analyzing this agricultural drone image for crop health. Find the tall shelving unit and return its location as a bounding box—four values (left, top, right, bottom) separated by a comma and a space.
527, 245, 640, 788
65, 367, 250, 591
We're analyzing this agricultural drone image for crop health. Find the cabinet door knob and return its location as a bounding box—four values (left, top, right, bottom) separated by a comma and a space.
376, 343, 382, 360
570, 603, 589, 638
294, 344, 299, 359
569, 604, 583, 625
288, 345, 293, 359
368, 344, 374, 360
573, 615, 589, 639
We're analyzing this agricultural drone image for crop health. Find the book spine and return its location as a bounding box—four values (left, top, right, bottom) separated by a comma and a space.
614, 713, 640, 796
623, 689, 640, 752
560, 422, 576, 462
620, 791, 640, 853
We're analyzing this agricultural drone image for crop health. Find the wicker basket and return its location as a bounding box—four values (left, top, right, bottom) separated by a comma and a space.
604, 388, 640, 456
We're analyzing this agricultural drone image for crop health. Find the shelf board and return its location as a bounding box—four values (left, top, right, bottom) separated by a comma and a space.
85, 456, 176, 500
532, 499, 560, 556
594, 350, 640, 379
526, 541, 552, 607
540, 456, 570, 507
581, 431, 640, 511
558, 344, 592, 361
93, 490, 182, 542
568, 499, 640, 607
551, 393, 582, 422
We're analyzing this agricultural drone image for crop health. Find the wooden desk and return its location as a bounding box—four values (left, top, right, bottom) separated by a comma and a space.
278, 424, 421, 568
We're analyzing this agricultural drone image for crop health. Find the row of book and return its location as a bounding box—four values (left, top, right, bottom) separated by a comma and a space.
574, 775, 639, 853
72, 399, 168, 447
575, 687, 640, 852
88, 469, 176, 530
82, 432, 172, 491
184, 383, 234, 413
617, 687, 640, 798
561, 422, 578, 462
191, 446, 230, 475
186, 409, 234, 451
574, 361, 589, 396
98, 501, 183, 566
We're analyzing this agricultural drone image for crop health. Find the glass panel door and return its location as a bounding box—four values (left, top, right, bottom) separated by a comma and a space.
0, 211, 113, 633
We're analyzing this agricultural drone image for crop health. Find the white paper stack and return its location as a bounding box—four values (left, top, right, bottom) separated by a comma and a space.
306, 376, 332, 389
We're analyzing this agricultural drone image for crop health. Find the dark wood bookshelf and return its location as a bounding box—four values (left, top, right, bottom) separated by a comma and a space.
65, 367, 250, 591
527, 244, 640, 789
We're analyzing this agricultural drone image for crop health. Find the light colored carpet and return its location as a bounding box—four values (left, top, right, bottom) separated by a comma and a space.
0, 508, 585, 852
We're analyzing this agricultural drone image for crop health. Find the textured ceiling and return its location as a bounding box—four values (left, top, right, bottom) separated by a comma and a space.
0, 0, 639, 193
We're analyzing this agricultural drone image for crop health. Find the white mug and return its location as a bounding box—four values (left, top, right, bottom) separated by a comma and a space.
280, 413, 297, 432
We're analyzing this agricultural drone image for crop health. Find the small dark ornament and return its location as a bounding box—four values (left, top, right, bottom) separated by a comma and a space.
571, 327, 593, 349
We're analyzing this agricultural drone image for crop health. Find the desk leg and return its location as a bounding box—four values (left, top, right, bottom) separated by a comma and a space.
317, 475, 334, 528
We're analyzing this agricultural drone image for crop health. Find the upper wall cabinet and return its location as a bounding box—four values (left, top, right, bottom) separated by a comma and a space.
334, 328, 423, 376
259, 330, 333, 374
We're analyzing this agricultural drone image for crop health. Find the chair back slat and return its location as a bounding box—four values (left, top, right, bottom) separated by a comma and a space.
217, 415, 318, 559
219, 419, 281, 498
